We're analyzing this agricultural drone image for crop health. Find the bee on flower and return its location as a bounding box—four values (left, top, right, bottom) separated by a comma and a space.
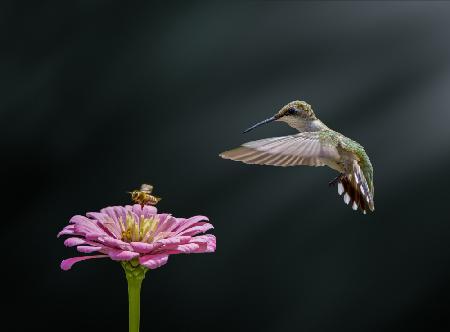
58, 185, 215, 270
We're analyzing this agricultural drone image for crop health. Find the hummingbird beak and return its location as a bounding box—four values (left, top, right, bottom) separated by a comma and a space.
243, 115, 279, 133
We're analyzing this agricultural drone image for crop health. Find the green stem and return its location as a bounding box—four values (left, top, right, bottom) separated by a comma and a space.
122, 260, 148, 332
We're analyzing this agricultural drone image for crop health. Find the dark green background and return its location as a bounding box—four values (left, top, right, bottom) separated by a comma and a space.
3, 2, 450, 331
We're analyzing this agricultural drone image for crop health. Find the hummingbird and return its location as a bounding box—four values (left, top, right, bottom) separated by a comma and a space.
219, 100, 374, 214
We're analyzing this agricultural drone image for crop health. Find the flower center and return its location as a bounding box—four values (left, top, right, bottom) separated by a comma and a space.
120, 214, 159, 243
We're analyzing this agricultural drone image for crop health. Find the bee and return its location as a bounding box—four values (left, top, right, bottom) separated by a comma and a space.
129, 184, 161, 206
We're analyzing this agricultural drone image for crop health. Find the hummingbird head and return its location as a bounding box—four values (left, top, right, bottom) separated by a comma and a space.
276, 100, 316, 121
243, 100, 317, 133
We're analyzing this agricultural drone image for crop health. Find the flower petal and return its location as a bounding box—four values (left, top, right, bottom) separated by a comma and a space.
126, 204, 157, 218
101, 237, 133, 251
64, 237, 86, 247
107, 249, 139, 261
139, 254, 169, 269
189, 234, 215, 244
84, 233, 108, 241
96, 208, 120, 222
69, 215, 92, 224
177, 223, 214, 236
86, 211, 122, 238
57, 225, 76, 237
130, 242, 163, 254
77, 245, 103, 253
60, 255, 108, 271
156, 236, 191, 246
141, 204, 158, 217
157, 243, 201, 254
70, 215, 110, 237
155, 214, 179, 234
190, 234, 216, 253
86, 212, 111, 222
159, 235, 216, 254
174, 215, 209, 234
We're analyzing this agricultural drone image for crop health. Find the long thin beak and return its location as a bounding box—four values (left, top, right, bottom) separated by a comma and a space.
243, 115, 277, 133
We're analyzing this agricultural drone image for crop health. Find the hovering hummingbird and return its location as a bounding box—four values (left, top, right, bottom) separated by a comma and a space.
219, 100, 374, 214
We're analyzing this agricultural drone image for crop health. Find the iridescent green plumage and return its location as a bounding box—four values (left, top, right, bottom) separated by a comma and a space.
320, 129, 374, 198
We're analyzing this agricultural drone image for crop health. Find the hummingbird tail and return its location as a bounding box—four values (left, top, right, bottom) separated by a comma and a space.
336, 163, 374, 214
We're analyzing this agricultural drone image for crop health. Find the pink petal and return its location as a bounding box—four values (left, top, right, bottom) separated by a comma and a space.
57, 225, 76, 237
84, 232, 108, 241
126, 204, 157, 218
97, 221, 121, 239
187, 235, 216, 253
177, 223, 214, 236
129, 204, 142, 216
70, 215, 110, 236
189, 234, 215, 244
74, 223, 109, 238
110, 206, 128, 229
102, 237, 133, 251
203, 237, 216, 253
141, 204, 158, 217
69, 215, 93, 224
64, 237, 87, 247
60, 255, 108, 271
107, 249, 139, 261
86, 211, 110, 222
156, 236, 191, 246
155, 215, 179, 234
174, 215, 209, 234
157, 243, 201, 254
77, 245, 103, 253
156, 237, 215, 254
86, 211, 121, 238
95, 208, 126, 237
130, 242, 163, 254
70, 217, 110, 237
139, 254, 169, 269
96, 207, 120, 222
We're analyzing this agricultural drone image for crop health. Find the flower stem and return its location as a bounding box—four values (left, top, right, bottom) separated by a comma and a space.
122, 260, 148, 332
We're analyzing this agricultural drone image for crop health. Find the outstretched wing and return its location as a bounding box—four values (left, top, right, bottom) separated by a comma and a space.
219, 132, 340, 167
337, 160, 375, 213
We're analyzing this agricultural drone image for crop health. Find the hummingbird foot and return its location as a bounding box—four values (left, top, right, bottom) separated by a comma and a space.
328, 174, 345, 187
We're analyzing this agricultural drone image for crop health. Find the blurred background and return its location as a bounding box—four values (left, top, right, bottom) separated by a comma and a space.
2, 1, 450, 331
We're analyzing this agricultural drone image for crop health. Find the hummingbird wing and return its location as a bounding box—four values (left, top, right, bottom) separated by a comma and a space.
219, 132, 340, 167
338, 160, 375, 213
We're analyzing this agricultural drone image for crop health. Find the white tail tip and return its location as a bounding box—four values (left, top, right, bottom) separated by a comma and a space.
344, 193, 350, 205
338, 183, 344, 195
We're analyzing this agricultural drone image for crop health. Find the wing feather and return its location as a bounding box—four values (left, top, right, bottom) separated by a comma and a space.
219, 132, 340, 167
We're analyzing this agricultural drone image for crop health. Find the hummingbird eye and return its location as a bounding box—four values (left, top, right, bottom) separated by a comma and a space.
287, 108, 297, 115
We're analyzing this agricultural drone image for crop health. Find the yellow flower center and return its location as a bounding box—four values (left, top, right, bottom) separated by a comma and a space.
119, 213, 159, 243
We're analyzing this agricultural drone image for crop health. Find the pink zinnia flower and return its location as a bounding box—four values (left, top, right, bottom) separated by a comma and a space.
58, 204, 216, 270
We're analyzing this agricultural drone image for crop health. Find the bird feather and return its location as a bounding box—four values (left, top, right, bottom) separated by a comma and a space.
220, 132, 340, 167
